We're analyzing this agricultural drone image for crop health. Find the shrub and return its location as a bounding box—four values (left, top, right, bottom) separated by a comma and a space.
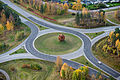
14, 0, 20, 4
0, 43, 9, 51
22, 64, 30, 68
15, 31, 25, 41
10, 67, 16, 72
27, 7, 33, 11
30, 64, 42, 70
71, 13, 76, 15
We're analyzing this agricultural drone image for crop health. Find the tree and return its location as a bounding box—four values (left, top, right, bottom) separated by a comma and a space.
33, 0, 35, 7
63, 3, 69, 13
82, 7, 88, 16
6, 21, 11, 31
0, 24, 4, 35
10, 21, 14, 31
40, 4, 44, 14
9, 13, 15, 24
20, 0, 23, 3
72, 71, 78, 80
1, 13, 6, 24
56, 56, 63, 71
116, 39, 119, 47
75, 12, 80, 25
61, 69, 65, 79
72, 69, 81, 80
72, 0, 82, 11
60, 63, 68, 77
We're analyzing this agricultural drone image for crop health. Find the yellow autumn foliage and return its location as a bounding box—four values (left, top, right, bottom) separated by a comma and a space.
116, 39, 119, 47
116, 33, 119, 38
109, 31, 114, 39
60, 63, 68, 77
6, 21, 11, 31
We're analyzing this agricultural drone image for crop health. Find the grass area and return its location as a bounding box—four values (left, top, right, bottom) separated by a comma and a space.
72, 56, 111, 76
10, 48, 27, 55
34, 23, 49, 30
106, 2, 120, 7
85, 31, 104, 39
106, 11, 120, 24
0, 59, 59, 80
92, 37, 120, 72
0, 23, 30, 54
34, 33, 82, 55
0, 72, 6, 80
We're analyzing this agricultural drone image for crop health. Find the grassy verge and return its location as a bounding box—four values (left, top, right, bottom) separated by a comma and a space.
0, 59, 59, 80
34, 33, 82, 55
72, 56, 110, 76
106, 11, 120, 24
85, 31, 104, 39
92, 37, 120, 72
10, 48, 27, 55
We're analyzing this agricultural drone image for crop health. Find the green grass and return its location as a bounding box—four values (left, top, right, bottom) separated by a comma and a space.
0, 59, 59, 80
106, 12, 120, 24
85, 31, 104, 39
106, 2, 120, 7
92, 37, 120, 72
34, 33, 82, 55
34, 23, 49, 30
72, 56, 110, 76
10, 48, 27, 55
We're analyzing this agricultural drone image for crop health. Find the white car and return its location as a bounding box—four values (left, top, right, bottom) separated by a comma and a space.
98, 61, 102, 65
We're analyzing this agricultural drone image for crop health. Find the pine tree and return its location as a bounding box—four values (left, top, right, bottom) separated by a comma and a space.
40, 4, 44, 14
75, 12, 80, 25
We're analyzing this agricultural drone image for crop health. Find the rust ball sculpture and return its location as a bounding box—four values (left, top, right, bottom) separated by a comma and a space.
58, 34, 65, 41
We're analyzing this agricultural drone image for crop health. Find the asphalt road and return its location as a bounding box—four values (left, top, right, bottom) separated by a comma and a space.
26, 16, 120, 79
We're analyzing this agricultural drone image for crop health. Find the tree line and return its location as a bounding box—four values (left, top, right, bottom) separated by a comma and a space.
75, 8, 106, 28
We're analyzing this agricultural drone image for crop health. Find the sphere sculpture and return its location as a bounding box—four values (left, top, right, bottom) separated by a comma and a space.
58, 34, 65, 42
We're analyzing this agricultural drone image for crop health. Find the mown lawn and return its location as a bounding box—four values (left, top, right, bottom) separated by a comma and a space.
0, 59, 60, 80
10, 48, 27, 55
34, 33, 82, 55
85, 31, 104, 39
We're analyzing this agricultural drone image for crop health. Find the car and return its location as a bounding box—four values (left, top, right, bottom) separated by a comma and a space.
98, 61, 102, 65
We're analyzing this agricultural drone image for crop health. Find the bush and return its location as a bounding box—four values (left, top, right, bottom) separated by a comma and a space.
15, 31, 25, 41
22, 64, 30, 68
10, 67, 16, 72
27, 7, 33, 11
71, 13, 76, 15
0, 43, 9, 51
14, 0, 20, 4
30, 64, 42, 70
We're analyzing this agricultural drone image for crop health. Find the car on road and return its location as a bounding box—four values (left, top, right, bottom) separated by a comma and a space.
98, 61, 102, 65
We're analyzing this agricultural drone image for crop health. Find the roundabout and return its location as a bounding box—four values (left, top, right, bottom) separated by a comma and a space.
34, 33, 82, 55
